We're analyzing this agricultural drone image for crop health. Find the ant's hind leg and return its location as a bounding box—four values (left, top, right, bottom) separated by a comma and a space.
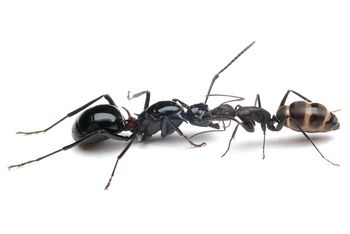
279, 90, 312, 107
9, 130, 105, 170
289, 117, 339, 166
17, 94, 117, 135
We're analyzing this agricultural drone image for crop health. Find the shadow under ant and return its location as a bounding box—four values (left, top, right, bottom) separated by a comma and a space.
77, 131, 216, 157
232, 134, 335, 152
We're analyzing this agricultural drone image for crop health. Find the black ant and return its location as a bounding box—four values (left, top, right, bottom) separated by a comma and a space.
202, 90, 340, 166
8, 41, 255, 189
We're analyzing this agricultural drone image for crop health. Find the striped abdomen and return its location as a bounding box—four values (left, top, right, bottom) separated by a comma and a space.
276, 101, 340, 133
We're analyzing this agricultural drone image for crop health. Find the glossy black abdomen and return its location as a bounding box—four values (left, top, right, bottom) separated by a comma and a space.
72, 104, 124, 144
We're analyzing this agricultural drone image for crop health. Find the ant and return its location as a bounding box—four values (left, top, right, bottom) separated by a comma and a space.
8, 41, 256, 189
201, 90, 340, 166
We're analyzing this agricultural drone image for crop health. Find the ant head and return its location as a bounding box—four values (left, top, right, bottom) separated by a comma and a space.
186, 103, 219, 129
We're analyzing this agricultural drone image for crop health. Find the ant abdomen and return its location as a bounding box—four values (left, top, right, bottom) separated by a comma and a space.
277, 101, 340, 133
72, 104, 124, 144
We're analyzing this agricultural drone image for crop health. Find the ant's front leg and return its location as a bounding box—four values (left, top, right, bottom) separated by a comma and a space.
162, 117, 206, 147
222, 119, 254, 157
265, 115, 286, 132
268, 116, 287, 132
17, 94, 117, 135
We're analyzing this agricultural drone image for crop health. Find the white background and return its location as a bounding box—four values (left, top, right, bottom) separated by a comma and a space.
1, 1, 349, 233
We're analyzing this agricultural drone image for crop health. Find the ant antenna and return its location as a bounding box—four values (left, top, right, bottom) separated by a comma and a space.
331, 109, 341, 113
190, 121, 231, 139
206, 94, 245, 105
204, 41, 256, 104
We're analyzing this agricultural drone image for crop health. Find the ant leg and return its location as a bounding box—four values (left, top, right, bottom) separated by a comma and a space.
190, 128, 225, 139
289, 117, 339, 166
127, 91, 150, 110
104, 134, 137, 190
163, 117, 206, 147
189, 121, 231, 139
279, 90, 312, 107
223, 120, 231, 129
261, 124, 267, 159
254, 94, 262, 107
273, 117, 287, 131
222, 118, 259, 157
204, 41, 256, 103
8, 130, 106, 169
266, 116, 286, 132
222, 124, 240, 157
205, 94, 245, 105
17, 94, 116, 135
262, 131, 266, 159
